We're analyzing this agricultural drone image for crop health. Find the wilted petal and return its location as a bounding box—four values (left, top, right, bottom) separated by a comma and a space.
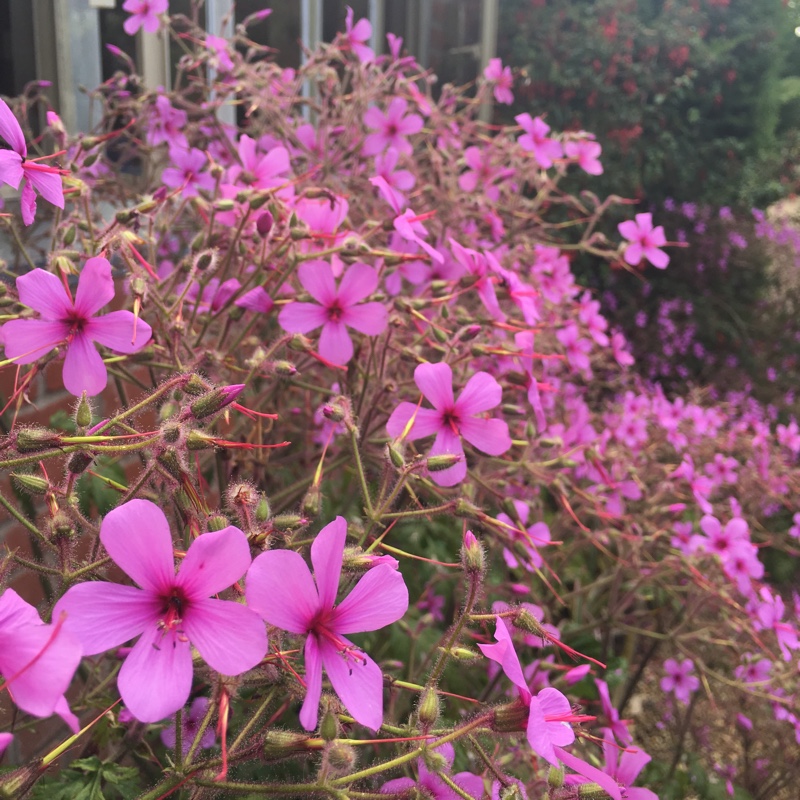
318, 321, 353, 365
100, 499, 177, 593
177, 526, 252, 599
459, 417, 511, 456
320, 636, 384, 730
118, 623, 193, 722
54, 582, 159, 655
1, 319, 67, 363
414, 362, 454, 410
16, 268, 72, 320
72, 257, 115, 317
456, 371, 502, 415
246, 550, 318, 633
62, 333, 107, 396
386, 404, 442, 441
342, 302, 388, 336
299, 634, 323, 731
183, 598, 267, 675
332, 565, 408, 633
87, 311, 152, 353
311, 517, 346, 611
278, 301, 328, 334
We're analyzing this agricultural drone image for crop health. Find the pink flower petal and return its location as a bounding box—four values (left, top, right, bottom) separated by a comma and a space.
459, 417, 511, 456
477, 618, 530, 700
73, 257, 115, 317
298, 261, 337, 306
320, 636, 384, 730
331, 565, 409, 633
20, 180, 37, 225
1, 319, 67, 363
555, 746, 622, 800
0, 150, 24, 189
182, 598, 267, 676
311, 517, 346, 611
87, 311, 152, 354
25, 166, 64, 210
337, 263, 378, 306
341, 302, 388, 336
62, 333, 107, 396
177, 526, 252, 599
414, 362, 454, 411
118, 623, 194, 722
16, 268, 73, 320
456, 371, 502, 415
100, 499, 177, 593
278, 302, 328, 334
318, 320, 354, 364
0, 99, 26, 155
246, 550, 319, 634
299, 634, 323, 730
54, 581, 159, 655
386, 404, 443, 441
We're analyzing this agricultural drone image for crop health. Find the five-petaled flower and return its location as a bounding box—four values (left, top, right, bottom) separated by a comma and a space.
1, 258, 153, 396
245, 516, 409, 731
122, 0, 168, 36
618, 213, 670, 269
54, 499, 268, 723
386, 361, 512, 487
278, 261, 388, 365
659, 658, 699, 705
0, 98, 65, 226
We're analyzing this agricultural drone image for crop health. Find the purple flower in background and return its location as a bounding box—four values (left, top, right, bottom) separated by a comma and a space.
618, 213, 669, 269
2, 259, 153, 396
516, 114, 563, 168
246, 516, 409, 731
660, 658, 699, 705
386, 361, 512, 486
162, 147, 215, 198
381, 742, 484, 799
0, 98, 65, 225
278, 261, 387, 365
363, 98, 423, 156
484, 58, 514, 105
564, 138, 603, 175
54, 500, 267, 723
0, 589, 82, 732
160, 697, 216, 754
123, 0, 168, 35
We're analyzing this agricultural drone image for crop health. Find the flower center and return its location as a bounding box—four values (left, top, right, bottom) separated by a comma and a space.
442, 408, 461, 436
158, 587, 189, 638
64, 312, 87, 339
327, 301, 343, 322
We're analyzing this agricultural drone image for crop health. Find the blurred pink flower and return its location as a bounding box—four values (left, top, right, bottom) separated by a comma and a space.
618, 213, 669, 269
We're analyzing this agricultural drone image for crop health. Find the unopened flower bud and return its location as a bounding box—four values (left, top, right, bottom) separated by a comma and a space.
426, 453, 463, 472
183, 374, 207, 396
301, 485, 321, 518
262, 731, 312, 761
439, 646, 479, 661
272, 514, 307, 532
322, 403, 346, 423
273, 360, 298, 377
14, 427, 63, 453
548, 766, 565, 788
461, 530, 484, 574
578, 784, 613, 798
189, 385, 245, 419
214, 199, 235, 212
49, 511, 76, 540
255, 495, 272, 522
387, 444, 405, 469
493, 700, 529, 733
342, 547, 399, 571
11, 473, 50, 495
249, 192, 272, 210
324, 741, 357, 774
63, 225, 76, 246
159, 402, 179, 421
157, 448, 185, 479
459, 324, 482, 342
256, 210, 274, 236
319, 705, 339, 742
432, 326, 448, 344
161, 422, 181, 444
422, 748, 449, 774
206, 515, 230, 532
67, 452, 93, 475
417, 687, 440, 729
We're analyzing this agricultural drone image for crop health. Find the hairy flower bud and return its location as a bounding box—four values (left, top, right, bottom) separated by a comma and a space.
426, 453, 463, 472
67, 452, 93, 475
416, 687, 440, 729
548, 766, 565, 788
302, 485, 322, 518
14, 427, 63, 453
272, 360, 298, 377
255, 495, 272, 522
11, 473, 50, 495
189, 385, 245, 419
387, 444, 405, 469
256, 210, 274, 236
421, 748, 449, 774
493, 700, 529, 733
262, 731, 312, 761
323, 741, 357, 774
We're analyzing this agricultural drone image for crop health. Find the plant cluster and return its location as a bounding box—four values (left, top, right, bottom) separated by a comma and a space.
0, 5, 797, 800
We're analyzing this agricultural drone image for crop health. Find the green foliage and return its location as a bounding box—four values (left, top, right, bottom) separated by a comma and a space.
498, 0, 799, 206
30, 758, 142, 800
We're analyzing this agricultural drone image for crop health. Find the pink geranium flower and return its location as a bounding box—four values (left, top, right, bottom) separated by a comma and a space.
245, 516, 409, 731
2, 258, 153, 396
564, 138, 604, 175
162, 147, 215, 198
516, 114, 563, 169
380, 742, 483, 799
0, 98, 65, 226
0, 589, 82, 732
386, 361, 512, 487
618, 213, 670, 269
363, 98, 423, 156
343, 6, 374, 63
54, 499, 267, 723
660, 658, 699, 705
160, 697, 216, 754
122, 0, 168, 35
484, 58, 514, 105
278, 261, 388, 365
